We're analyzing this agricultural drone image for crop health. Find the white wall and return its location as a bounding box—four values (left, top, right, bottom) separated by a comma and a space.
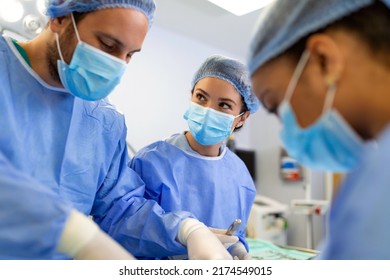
109, 25, 326, 249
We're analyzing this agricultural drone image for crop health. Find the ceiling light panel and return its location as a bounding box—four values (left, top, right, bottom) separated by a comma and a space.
207, 0, 274, 16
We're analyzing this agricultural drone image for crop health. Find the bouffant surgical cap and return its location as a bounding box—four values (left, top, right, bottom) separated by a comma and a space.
247, 0, 390, 76
191, 55, 260, 114
47, 0, 156, 28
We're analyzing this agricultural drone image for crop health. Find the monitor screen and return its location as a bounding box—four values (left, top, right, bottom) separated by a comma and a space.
235, 149, 256, 182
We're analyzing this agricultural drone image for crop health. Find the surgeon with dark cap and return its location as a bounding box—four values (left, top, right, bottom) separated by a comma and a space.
248, 0, 390, 259
131, 54, 260, 260
0, 0, 235, 259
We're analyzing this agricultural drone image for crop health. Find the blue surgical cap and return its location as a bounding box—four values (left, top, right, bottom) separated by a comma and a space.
191, 55, 260, 114
47, 0, 156, 28
247, 0, 390, 76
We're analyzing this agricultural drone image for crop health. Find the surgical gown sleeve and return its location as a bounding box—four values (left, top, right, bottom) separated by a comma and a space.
92, 129, 194, 258
130, 138, 256, 256
319, 126, 390, 259
0, 152, 72, 259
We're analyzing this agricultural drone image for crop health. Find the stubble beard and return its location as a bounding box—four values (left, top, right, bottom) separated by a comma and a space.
46, 39, 61, 85
46, 25, 75, 86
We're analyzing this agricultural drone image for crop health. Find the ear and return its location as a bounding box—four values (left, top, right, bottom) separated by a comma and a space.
49, 15, 72, 34
306, 34, 344, 85
235, 111, 251, 128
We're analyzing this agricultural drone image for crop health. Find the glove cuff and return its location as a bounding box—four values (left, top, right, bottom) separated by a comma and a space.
56, 210, 99, 257
177, 218, 206, 245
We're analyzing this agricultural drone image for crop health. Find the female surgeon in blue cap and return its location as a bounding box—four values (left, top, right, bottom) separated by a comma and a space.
0, 0, 235, 259
130, 54, 260, 260
248, 0, 390, 259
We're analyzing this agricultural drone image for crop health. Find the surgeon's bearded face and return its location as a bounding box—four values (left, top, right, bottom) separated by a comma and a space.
46, 9, 148, 87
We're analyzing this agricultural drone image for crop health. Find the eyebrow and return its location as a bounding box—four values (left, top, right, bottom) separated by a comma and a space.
195, 88, 210, 97
196, 88, 238, 105
95, 31, 142, 53
219, 97, 237, 106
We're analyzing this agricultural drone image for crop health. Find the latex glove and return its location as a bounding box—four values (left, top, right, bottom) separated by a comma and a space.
178, 218, 233, 260
230, 242, 251, 260
57, 210, 135, 260
208, 227, 239, 249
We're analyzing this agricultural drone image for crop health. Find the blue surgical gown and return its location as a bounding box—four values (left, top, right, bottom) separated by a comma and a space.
130, 133, 257, 258
319, 125, 390, 259
0, 151, 71, 259
0, 35, 192, 259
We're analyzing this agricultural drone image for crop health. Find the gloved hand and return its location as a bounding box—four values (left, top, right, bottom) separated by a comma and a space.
229, 242, 251, 260
57, 210, 135, 260
208, 227, 239, 248
178, 218, 233, 260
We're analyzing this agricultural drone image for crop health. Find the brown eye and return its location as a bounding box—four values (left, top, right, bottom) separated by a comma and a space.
196, 93, 206, 101
219, 102, 232, 110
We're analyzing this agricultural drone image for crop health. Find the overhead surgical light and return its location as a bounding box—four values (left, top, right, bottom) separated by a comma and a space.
37, 0, 47, 16
0, 0, 24, 23
0, 0, 48, 39
23, 15, 45, 36
207, 0, 274, 16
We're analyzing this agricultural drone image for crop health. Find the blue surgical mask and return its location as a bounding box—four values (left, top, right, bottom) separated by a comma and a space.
56, 13, 126, 101
184, 102, 243, 146
278, 50, 365, 172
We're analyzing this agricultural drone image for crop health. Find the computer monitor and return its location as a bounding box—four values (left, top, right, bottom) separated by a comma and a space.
235, 149, 256, 182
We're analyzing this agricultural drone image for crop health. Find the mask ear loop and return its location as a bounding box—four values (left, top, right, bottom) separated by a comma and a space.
283, 50, 311, 103
231, 112, 246, 132
321, 82, 337, 115
235, 112, 245, 119
55, 13, 81, 63
55, 33, 65, 62
70, 13, 81, 42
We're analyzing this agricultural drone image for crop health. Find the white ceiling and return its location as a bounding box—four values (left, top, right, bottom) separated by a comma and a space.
0, 0, 262, 55
153, 0, 262, 57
